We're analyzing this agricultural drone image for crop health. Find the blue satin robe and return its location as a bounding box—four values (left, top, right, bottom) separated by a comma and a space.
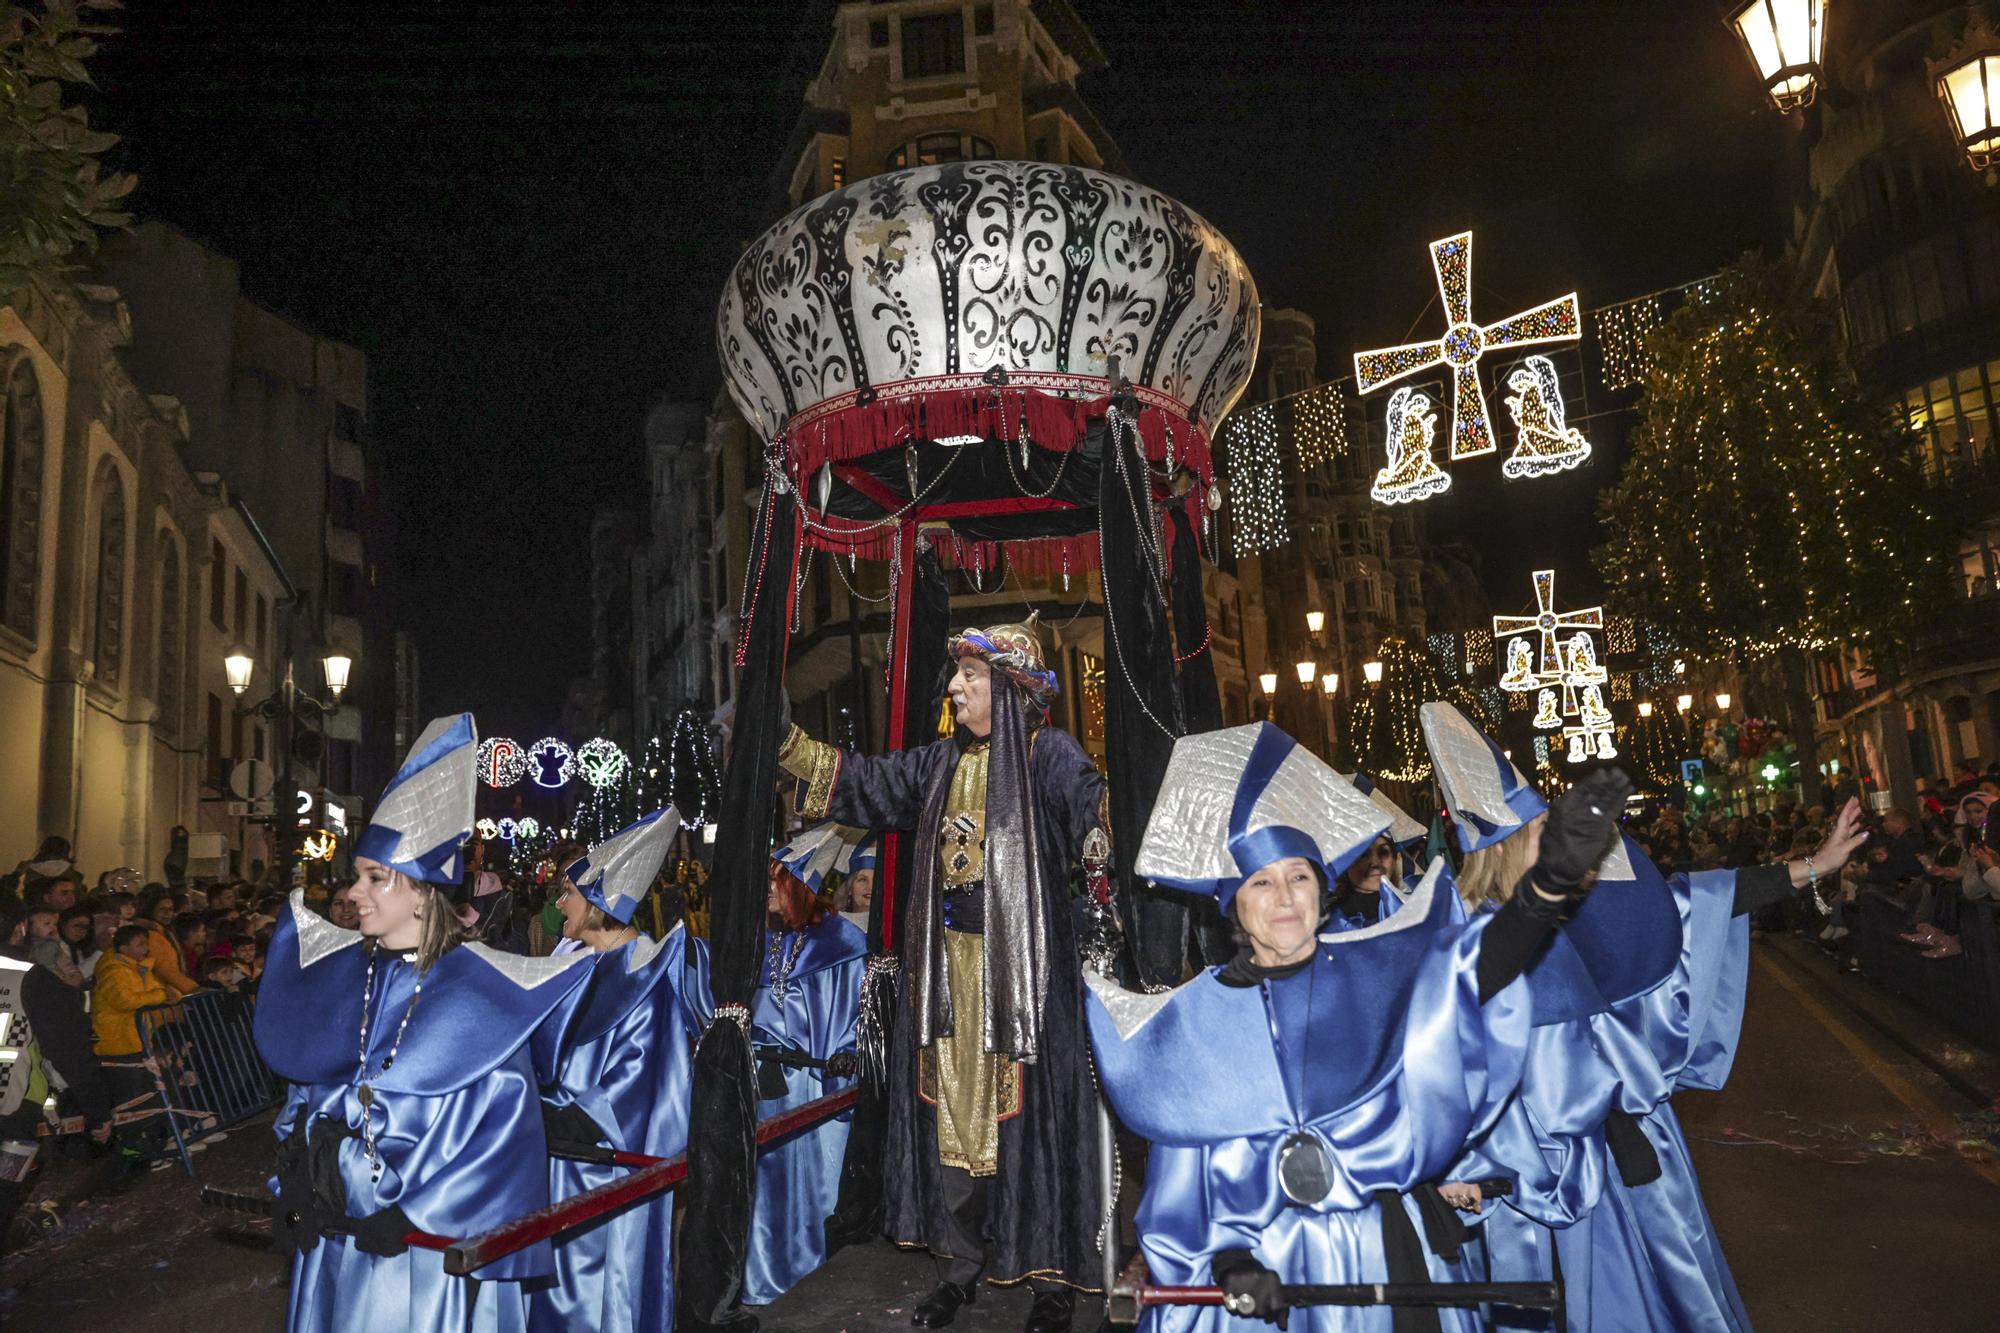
527, 926, 713, 1333
1086, 862, 1531, 1332
255, 894, 595, 1333
742, 914, 866, 1305
1448, 848, 1752, 1333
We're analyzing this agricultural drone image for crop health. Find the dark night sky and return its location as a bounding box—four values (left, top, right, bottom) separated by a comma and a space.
88, 1, 1790, 732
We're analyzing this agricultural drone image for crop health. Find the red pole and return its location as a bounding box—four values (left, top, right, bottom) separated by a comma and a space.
444, 1085, 859, 1276
879, 518, 919, 952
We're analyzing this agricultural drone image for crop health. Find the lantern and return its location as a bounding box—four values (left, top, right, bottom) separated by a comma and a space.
1934, 18, 2000, 171
1728, 0, 1827, 113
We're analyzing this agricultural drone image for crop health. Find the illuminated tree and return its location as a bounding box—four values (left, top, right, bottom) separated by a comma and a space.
1594, 255, 1954, 782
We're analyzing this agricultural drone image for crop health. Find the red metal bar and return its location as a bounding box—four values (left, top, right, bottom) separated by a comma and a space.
443, 1084, 860, 1276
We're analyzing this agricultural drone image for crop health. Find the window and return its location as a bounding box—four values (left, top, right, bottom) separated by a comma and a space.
974, 4, 994, 36
233, 568, 248, 643
333, 403, 363, 442
256, 593, 269, 655
869, 19, 889, 48
829, 155, 847, 191
156, 537, 182, 735
1905, 360, 2000, 481
330, 560, 363, 617
900, 11, 965, 78
328, 738, 357, 794
253, 723, 265, 763
207, 692, 224, 788
885, 132, 995, 171
0, 356, 46, 641
90, 460, 126, 690
210, 539, 227, 629
328, 474, 363, 530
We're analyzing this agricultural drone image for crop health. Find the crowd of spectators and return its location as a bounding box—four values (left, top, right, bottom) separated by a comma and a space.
1617, 762, 2000, 984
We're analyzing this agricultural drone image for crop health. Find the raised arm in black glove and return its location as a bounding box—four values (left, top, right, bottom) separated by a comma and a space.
1531, 767, 1636, 901
1212, 1248, 1290, 1329
1476, 767, 1636, 1003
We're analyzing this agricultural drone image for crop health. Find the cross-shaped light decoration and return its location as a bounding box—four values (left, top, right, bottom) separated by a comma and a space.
1493, 570, 1614, 764
1354, 232, 1581, 503
1493, 570, 1602, 680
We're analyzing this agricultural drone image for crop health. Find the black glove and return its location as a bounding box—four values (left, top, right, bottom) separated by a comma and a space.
1532, 768, 1636, 901
1212, 1248, 1289, 1329
348, 1203, 414, 1257
541, 1099, 607, 1153
272, 1106, 326, 1255
823, 1051, 860, 1081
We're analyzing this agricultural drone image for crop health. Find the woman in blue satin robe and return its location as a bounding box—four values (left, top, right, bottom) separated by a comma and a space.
742, 859, 867, 1305
528, 808, 712, 1333
1421, 705, 1870, 1333
1085, 722, 1632, 1332
253, 712, 595, 1333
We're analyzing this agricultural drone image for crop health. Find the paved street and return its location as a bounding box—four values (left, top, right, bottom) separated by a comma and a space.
7, 935, 1999, 1331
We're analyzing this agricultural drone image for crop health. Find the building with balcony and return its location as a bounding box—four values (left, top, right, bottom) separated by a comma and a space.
1790, 2, 2000, 805
94, 222, 391, 833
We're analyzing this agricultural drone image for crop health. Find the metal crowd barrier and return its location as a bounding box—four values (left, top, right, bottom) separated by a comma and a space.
135, 988, 283, 1177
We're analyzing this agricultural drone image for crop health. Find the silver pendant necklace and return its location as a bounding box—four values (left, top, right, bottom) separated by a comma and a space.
355, 949, 423, 1175
765, 929, 808, 1004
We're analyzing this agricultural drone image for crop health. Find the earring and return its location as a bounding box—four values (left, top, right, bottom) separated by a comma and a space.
412, 908, 424, 920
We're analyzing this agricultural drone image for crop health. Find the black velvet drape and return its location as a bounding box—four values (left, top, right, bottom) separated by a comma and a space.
1168, 507, 1222, 735
678, 488, 798, 1332
1167, 506, 1235, 966
828, 543, 948, 1247
1098, 403, 1189, 988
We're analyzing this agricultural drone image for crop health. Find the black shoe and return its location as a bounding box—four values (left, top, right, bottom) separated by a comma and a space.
912, 1280, 978, 1328
1023, 1289, 1075, 1333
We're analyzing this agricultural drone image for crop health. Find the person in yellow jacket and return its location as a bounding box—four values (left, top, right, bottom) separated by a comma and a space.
134, 889, 197, 999
93, 925, 170, 1056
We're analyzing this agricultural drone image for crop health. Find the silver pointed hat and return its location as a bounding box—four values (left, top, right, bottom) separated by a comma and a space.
1135, 722, 1389, 911
567, 807, 681, 925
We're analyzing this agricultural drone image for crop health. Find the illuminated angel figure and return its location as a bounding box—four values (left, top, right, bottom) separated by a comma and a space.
1566, 732, 1588, 764
1533, 687, 1561, 730
1564, 631, 1606, 685
1370, 386, 1452, 506
1499, 637, 1539, 691
1579, 684, 1613, 729
1501, 354, 1592, 479
1594, 728, 1618, 760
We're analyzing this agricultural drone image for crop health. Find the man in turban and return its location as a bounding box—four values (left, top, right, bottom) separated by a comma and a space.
778, 622, 1108, 1333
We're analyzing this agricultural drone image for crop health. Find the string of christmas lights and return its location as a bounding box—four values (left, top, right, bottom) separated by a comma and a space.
1291, 382, 1350, 468
1594, 293, 1664, 391
1225, 403, 1288, 556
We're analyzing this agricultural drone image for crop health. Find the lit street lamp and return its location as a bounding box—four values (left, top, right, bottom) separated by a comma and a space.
1676, 693, 1694, 713
1320, 672, 1339, 696
1306, 609, 1325, 635
1728, 0, 1826, 113
1934, 18, 2000, 172
227, 644, 356, 881
1294, 660, 1317, 687
1715, 692, 1733, 711
1637, 700, 1655, 718
1259, 671, 1278, 696
1362, 659, 1384, 685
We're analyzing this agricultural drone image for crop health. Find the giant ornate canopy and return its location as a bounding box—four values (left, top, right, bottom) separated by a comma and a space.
716, 160, 1261, 511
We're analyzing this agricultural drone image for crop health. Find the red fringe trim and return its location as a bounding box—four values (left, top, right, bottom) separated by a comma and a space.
800, 487, 1210, 580
783, 383, 1213, 485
